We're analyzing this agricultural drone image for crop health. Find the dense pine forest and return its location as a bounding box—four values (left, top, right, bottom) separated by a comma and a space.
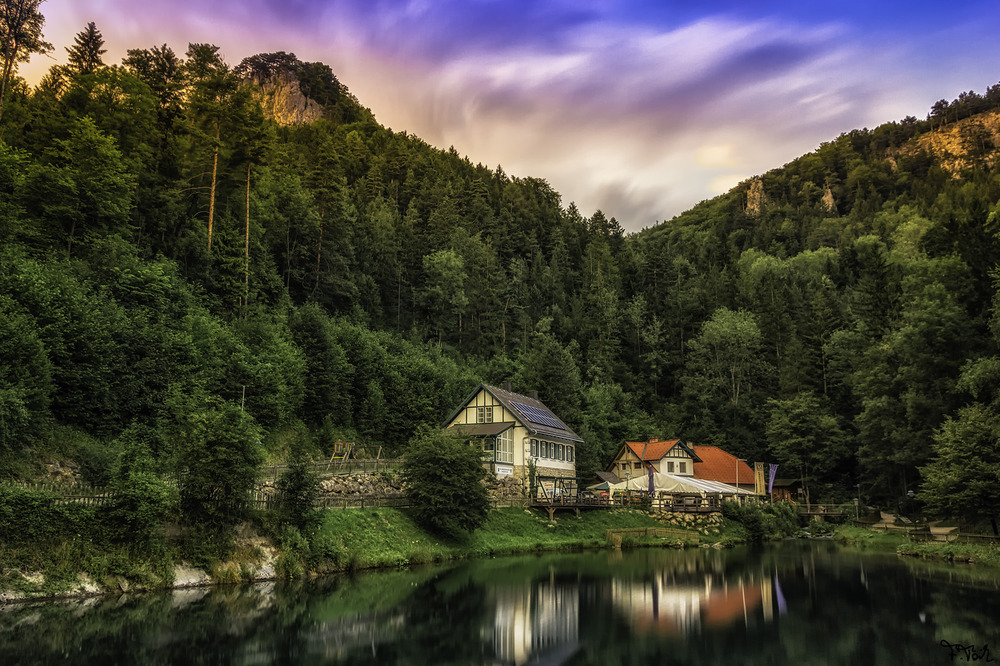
3, 17, 1000, 525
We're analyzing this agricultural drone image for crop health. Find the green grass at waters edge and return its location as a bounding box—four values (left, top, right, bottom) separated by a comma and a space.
0, 507, 695, 599
302, 506, 689, 572
30, 510, 995, 601
834, 524, 1000, 566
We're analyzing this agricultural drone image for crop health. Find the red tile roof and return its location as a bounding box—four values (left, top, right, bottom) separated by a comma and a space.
624, 439, 682, 461
692, 445, 754, 485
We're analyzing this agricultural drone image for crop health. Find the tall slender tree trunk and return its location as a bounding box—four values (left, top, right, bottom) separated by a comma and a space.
0, 59, 15, 123
243, 162, 250, 309
396, 268, 402, 331
313, 208, 324, 297
207, 123, 220, 251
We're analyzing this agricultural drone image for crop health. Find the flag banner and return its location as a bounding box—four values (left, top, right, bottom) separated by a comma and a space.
768, 464, 779, 494
754, 461, 766, 495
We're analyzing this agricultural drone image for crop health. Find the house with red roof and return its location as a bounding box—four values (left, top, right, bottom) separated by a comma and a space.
691, 445, 755, 492
606, 439, 758, 493
606, 438, 701, 481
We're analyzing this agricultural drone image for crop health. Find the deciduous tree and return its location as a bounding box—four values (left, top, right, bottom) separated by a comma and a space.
402, 426, 489, 539
0, 0, 51, 121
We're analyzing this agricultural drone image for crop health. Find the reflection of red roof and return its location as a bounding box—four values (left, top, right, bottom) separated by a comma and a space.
624, 439, 682, 461
702, 584, 762, 627
692, 446, 754, 485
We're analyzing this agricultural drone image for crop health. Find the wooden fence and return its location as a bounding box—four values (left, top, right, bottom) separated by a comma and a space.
3, 480, 117, 507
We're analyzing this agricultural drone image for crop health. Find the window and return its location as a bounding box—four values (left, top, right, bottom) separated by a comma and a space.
477, 406, 494, 423
667, 461, 674, 473
497, 430, 513, 464
634, 462, 642, 469
544, 441, 551, 458
557, 444, 564, 461
567, 446, 573, 462
530, 439, 538, 457
679, 462, 686, 474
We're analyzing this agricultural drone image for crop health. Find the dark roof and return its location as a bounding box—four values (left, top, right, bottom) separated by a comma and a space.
447, 422, 515, 437
442, 383, 584, 443
596, 471, 621, 484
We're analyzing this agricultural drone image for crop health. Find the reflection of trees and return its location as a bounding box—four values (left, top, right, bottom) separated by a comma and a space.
2, 546, 1000, 665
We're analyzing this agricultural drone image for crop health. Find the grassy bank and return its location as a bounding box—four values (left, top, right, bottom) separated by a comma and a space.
0, 506, 689, 599
292, 507, 683, 574
834, 525, 1000, 567
4, 502, 805, 600
896, 541, 1000, 566
833, 525, 910, 551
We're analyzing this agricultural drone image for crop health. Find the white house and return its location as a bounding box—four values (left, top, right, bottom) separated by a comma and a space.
442, 383, 582, 480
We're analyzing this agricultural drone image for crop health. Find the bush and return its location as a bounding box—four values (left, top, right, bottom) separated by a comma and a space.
101, 428, 176, 548
172, 397, 264, 533
722, 501, 799, 543
0, 485, 96, 544
276, 444, 320, 530
401, 426, 489, 540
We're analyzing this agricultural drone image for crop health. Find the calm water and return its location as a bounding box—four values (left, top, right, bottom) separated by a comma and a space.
2, 542, 999, 665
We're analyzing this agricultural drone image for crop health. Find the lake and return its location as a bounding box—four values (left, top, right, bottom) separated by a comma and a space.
1, 541, 999, 665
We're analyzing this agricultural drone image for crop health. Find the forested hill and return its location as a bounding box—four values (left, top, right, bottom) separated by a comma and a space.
2, 24, 1000, 515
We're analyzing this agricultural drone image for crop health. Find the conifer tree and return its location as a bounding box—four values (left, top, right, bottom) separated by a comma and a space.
65, 21, 105, 75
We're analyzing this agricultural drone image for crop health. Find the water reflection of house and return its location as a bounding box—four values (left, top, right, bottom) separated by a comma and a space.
611, 572, 772, 635
487, 581, 580, 665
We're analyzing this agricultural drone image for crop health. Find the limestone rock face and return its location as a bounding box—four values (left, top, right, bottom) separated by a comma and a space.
821, 187, 836, 213
251, 70, 324, 126
902, 109, 1000, 175
745, 177, 766, 216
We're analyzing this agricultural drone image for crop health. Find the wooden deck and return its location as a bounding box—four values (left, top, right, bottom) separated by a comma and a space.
796, 503, 848, 517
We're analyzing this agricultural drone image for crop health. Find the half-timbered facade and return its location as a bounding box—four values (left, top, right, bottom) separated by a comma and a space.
442, 383, 583, 480
607, 438, 701, 480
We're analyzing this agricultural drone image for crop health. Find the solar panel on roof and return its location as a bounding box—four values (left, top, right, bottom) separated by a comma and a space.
511, 401, 565, 430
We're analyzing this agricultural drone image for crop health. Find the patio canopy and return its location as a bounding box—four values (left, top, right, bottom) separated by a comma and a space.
608, 472, 753, 497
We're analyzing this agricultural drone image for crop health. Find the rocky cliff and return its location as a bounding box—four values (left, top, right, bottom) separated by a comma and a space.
250, 70, 324, 126
901, 109, 1000, 175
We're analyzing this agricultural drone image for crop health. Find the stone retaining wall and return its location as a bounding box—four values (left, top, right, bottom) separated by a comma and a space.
654, 511, 726, 534
260, 471, 527, 502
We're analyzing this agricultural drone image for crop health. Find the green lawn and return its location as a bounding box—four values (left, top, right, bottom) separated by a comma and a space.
305, 506, 674, 572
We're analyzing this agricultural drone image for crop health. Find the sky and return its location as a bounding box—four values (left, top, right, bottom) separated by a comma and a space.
19, 0, 1000, 232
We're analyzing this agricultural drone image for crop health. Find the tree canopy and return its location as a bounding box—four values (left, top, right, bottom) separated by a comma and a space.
4, 11, 1000, 525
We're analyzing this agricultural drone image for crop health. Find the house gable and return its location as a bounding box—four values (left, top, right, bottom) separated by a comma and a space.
442, 383, 581, 481
608, 438, 701, 477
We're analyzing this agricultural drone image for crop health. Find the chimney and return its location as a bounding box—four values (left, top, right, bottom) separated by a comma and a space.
529, 390, 539, 400
650, 437, 658, 443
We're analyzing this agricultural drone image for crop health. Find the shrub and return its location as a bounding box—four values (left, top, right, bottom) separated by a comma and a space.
101, 428, 176, 549
722, 501, 799, 543
276, 445, 320, 530
401, 426, 489, 540
0, 485, 96, 544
